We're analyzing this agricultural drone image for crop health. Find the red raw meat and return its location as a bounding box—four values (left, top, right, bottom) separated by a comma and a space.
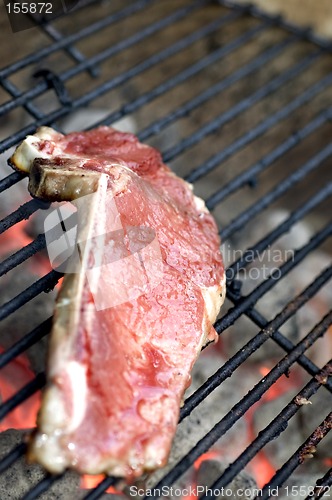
10, 126, 225, 478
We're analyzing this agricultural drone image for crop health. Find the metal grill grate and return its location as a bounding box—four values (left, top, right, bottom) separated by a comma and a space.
0, 0, 331, 499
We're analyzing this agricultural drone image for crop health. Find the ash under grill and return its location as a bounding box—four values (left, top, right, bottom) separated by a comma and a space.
0, 0, 331, 499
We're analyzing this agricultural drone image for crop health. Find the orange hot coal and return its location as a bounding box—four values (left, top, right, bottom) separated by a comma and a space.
0, 348, 40, 432
80, 474, 124, 494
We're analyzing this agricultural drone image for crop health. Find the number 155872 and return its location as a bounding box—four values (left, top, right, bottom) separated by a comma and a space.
6, 3, 53, 14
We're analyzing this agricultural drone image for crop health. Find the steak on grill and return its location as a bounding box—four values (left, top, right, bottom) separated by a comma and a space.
10, 126, 225, 478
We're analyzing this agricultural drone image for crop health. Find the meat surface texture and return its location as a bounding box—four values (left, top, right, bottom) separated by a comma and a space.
10, 126, 225, 478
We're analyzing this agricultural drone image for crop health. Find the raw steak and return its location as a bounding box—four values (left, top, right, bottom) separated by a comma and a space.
10, 126, 225, 478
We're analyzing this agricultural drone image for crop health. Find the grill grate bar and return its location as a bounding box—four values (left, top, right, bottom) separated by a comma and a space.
0, 234, 46, 278
0, 0, 207, 119
259, 413, 332, 500
147, 311, 332, 498
96, 23, 279, 132
0, 199, 49, 235
0, 318, 52, 371
305, 469, 332, 500
181, 265, 332, 420
0, 172, 25, 193
186, 70, 332, 183
0, 443, 26, 475
0, 270, 61, 322
0, 0, 154, 80
21, 472, 64, 500
164, 49, 321, 164
220, 146, 332, 240
0, 78, 44, 120
82, 476, 119, 500
28, 15, 99, 78
199, 360, 332, 499
0, 373, 45, 422
206, 108, 332, 209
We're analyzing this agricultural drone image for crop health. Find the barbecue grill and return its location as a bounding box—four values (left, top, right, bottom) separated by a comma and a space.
0, 0, 331, 498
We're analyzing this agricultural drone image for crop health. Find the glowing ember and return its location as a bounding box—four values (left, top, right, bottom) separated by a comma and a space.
258, 366, 300, 402
246, 365, 302, 487
0, 220, 32, 255
80, 475, 123, 494
0, 348, 40, 431
194, 451, 220, 471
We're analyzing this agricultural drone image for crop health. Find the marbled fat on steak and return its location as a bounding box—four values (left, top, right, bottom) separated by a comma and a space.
10, 126, 225, 478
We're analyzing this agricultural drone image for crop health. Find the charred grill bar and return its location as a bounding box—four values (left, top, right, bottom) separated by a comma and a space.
0, 0, 331, 499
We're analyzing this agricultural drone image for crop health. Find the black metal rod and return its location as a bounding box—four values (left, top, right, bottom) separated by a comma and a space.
0, 318, 52, 370
181, 265, 332, 420
0, 199, 49, 235
0, 372, 46, 422
206, 108, 332, 209
0, 77, 43, 120
258, 413, 332, 500
32, 18, 98, 78
305, 469, 332, 500
146, 312, 332, 497
96, 24, 280, 131
21, 472, 65, 500
82, 477, 119, 500
0, 0, 207, 118
0, 234, 46, 278
0, 442, 26, 474
199, 361, 331, 500
0, 269, 61, 322
220, 146, 332, 241
0, 171, 24, 193
163, 49, 321, 164
186, 69, 332, 183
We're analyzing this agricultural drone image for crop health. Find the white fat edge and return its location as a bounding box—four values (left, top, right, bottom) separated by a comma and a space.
31, 385, 70, 473
11, 132, 73, 173
201, 281, 226, 326
193, 193, 209, 214
11, 135, 53, 173
35, 126, 64, 141
199, 273, 226, 346
39, 361, 88, 435
64, 361, 88, 432
32, 431, 69, 474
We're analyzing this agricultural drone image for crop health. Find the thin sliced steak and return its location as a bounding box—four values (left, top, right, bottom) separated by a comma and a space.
10, 126, 225, 478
